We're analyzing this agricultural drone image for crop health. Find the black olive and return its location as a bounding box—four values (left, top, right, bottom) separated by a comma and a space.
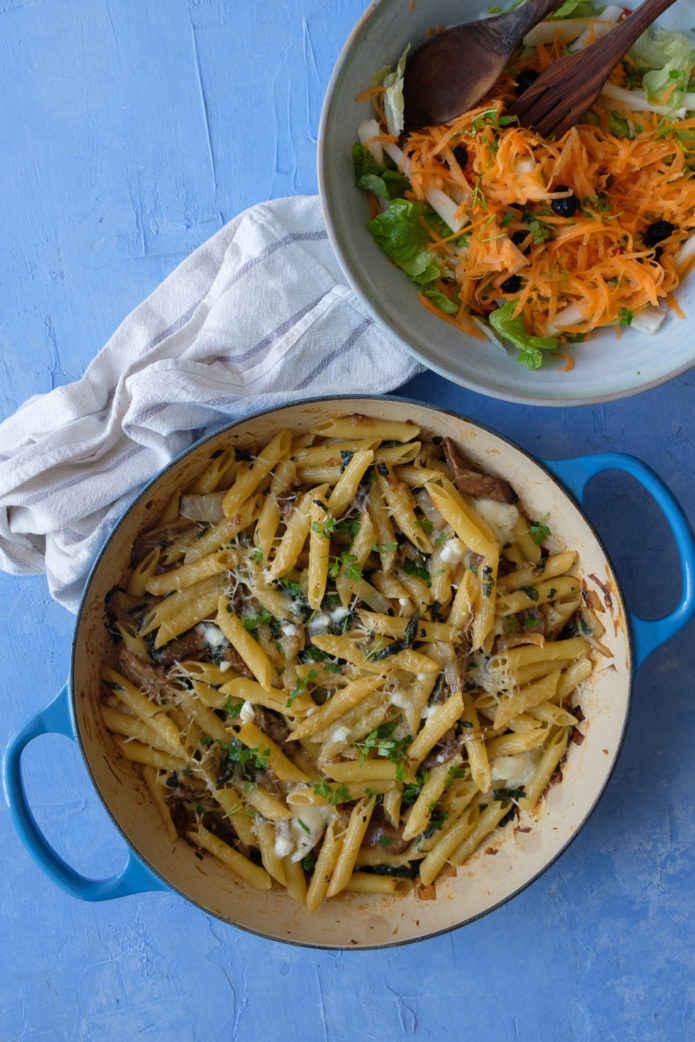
514, 68, 539, 95
453, 145, 468, 167
643, 219, 674, 247
511, 229, 530, 251
500, 274, 523, 293
551, 186, 579, 218
653, 245, 663, 262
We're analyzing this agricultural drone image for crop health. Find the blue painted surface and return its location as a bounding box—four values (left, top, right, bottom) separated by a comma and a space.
1, 1, 695, 1039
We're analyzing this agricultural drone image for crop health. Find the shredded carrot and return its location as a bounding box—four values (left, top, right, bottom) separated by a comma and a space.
362, 21, 695, 351
551, 352, 576, 372
356, 85, 381, 106
417, 292, 485, 337
666, 294, 686, 318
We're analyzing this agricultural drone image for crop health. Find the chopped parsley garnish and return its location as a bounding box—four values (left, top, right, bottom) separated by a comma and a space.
492, 786, 525, 801
528, 514, 551, 545
402, 558, 430, 583
286, 669, 318, 707
422, 810, 448, 838
314, 781, 352, 805
354, 719, 410, 780
372, 541, 398, 554
277, 577, 302, 597
328, 551, 363, 581
219, 740, 271, 782
222, 698, 243, 717
242, 607, 274, 632
401, 769, 426, 806
299, 645, 328, 662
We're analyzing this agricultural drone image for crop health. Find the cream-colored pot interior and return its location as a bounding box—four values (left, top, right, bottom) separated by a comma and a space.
72, 397, 631, 948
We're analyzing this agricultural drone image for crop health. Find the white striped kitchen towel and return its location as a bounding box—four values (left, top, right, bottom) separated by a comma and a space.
0, 194, 423, 611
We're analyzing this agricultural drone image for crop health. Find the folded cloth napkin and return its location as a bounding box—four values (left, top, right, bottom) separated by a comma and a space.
0, 194, 423, 611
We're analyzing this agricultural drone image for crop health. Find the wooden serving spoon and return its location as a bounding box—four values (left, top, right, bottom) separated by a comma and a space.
403, 0, 570, 130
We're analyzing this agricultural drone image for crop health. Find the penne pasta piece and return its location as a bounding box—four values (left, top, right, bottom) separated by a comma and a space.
407, 692, 463, 769
460, 692, 491, 794
344, 872, 400, 894
496, 575, 582, 616
305, 820, 343, 913
213, 787, 257, 847
357, 611, 455, 644
518, 726, 572, 811
231, 718, 311, 783
307, 484, 331, 610
189, 448, 239, 495
497, 551, 578, 592
222, 429, 293, 518
142, 765, 179, 843
266, 491, 313, 581
102, 667, 183, 755
425, 479, 497, 554
448, 798, 515, 866
283, 856, 309, 906
187, 823, 272, 890
145, 548, 239, 596
101, 706, 175, 755
115, 738, 188, 772
127, 547, 161, 598
326, 796, 377, 897
419, 801, 481, 886
288, 675, 386, 740
492, 670, 562, 730
326, 449, 374, 516
322, 760, 399, 783
183, 495, 262, 563
377, 470, 433, 554
310, 416, 420, 442
215, 599, 274, 688
402, 759, 458, 842
255, 818, 288, 886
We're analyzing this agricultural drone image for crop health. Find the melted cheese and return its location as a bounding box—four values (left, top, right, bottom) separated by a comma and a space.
474, 499, 520, 545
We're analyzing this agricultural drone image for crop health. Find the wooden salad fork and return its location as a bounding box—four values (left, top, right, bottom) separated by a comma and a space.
507, 0, 680, 137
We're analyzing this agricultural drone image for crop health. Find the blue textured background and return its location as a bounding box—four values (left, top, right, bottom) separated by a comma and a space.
2, 2, 694, 1040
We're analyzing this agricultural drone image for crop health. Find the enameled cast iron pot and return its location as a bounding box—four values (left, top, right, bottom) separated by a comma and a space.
4, 396, 694, 948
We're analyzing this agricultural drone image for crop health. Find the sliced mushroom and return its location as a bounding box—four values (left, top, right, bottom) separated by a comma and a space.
443, 438, 517, 504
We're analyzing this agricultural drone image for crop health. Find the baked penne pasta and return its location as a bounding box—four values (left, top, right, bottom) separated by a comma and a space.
100, 414, 605, 910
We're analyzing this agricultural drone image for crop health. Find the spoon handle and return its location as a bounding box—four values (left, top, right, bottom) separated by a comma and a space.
490, 0, 572, 45
577, 0, 679, 65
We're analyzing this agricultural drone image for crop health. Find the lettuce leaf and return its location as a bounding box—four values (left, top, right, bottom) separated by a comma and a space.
629, 28, 695, 109
374, 47, 409, 137
488, 301, 559, 369
368, 199, 447, 284
549, 0, 603, 18
352, 143, 411, 200
421, 282, 459, 315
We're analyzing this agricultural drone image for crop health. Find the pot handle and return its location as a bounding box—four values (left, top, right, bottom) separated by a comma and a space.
541, 452, 695, 668
2, 683, 168, 901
